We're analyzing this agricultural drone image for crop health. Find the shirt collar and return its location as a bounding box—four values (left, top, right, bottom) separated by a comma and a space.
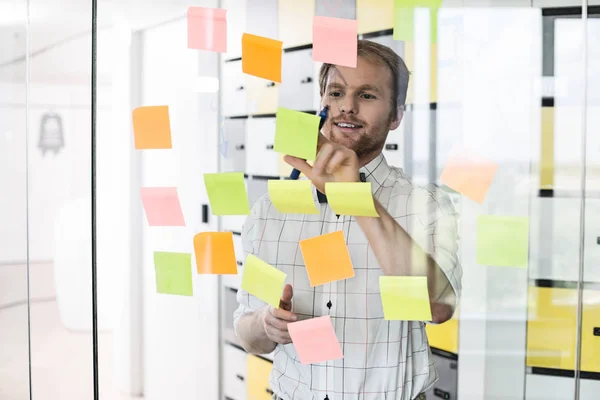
359, 153, 393, 192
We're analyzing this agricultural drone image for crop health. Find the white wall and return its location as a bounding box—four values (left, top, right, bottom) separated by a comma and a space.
140, 13, 220, 400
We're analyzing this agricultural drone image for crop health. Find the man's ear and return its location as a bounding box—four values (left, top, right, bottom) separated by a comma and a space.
389, 108, 404, 131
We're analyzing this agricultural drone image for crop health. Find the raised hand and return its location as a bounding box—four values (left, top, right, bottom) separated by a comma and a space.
284, 133, 360, 194
260, 284, 297, 345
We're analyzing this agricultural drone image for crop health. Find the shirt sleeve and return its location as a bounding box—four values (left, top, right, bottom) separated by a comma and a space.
232, 197, 269, 338
393, 184, 463, 318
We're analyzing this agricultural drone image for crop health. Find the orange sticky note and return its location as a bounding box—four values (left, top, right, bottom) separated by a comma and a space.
440, 145, 498, 204
193, 231, 238, 274
140, 187, 185, 226
187, 6, 227, 53
132, 106, 172, 149
288, 316, 344, 365
242, 33, 283, 83
312, 16, 358, 68
299, 231, 355, 287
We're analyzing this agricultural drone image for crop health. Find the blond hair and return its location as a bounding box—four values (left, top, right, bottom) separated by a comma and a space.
318, 39, 410, 114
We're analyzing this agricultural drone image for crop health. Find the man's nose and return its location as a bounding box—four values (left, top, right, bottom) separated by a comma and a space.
336, 96, 357, 114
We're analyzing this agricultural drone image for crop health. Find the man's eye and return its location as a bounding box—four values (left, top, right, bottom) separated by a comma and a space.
361, 93, 376, 100
329, 91, 342, 97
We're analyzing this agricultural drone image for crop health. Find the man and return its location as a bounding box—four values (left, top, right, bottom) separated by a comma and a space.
234, 40, 462, 400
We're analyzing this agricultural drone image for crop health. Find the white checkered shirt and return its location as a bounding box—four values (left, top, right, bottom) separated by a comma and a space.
234, 153, 462, 400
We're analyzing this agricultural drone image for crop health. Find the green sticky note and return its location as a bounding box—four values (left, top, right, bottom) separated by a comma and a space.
393, 0, 441, 43
379, 276, 432, 321
241, 254, 287, 308
204, 172, 251, 216
154, 251, 193, 296
274, 107, 321, 161
268, 179, 319, 214
325, 182, 379, 217
477, 215, 529, 268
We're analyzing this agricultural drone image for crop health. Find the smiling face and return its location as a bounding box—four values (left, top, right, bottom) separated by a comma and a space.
320, 56, 402, 165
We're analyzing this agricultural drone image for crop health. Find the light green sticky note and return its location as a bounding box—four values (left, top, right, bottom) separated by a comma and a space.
393, 0, 442, 43
268, 179, 320, 214
477, 215, 529, 268
154, 251, 193, 296
325, 182, 379, 217
274, 107, 321, 161
241, 254, 287, 308
379, 276, 432, 321
204, 172, 251, 216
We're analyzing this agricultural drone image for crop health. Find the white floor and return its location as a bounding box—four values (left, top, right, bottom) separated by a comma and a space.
0, 262, 141, 400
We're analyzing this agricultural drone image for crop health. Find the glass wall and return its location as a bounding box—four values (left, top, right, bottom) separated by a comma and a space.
1, 1, 598, 399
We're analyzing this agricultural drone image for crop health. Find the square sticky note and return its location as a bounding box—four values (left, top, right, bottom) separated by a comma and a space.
393, 0, 442, 43
440, 145, 498, 204
187, 6, 227, 53
325, 182, 379, 217
193, 231, 238, 274
288, 316, 343, 365
312, 16, 358, 68
154, 251, 193, 296
140, 187, 186, 226
241, 254, 287, 308
299, 231, 355, 287
132, 106, 172, 149
274, 107, 321, 160
203, 172, 251, 216
477, 215, 529, 268
268, 180, 319, 215
379, 276, 432, 321
242, 33, 283, 83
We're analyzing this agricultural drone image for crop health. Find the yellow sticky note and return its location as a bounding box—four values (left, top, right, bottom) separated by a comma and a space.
379, 276, 432, 321
393, 0, 442, 44
274, 107, 321, 161
268, 180, 319, 214
325, 182, 379, 217
241, 254, 287, 308
477, 215, 529, 268
203, 172, 251, 216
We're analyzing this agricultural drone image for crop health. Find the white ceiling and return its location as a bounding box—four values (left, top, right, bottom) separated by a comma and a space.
0, 0, 217, 84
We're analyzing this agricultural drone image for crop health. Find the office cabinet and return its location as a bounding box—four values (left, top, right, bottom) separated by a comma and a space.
526, 286, 600, 373
383, 119, 405, 170
223, 0, 247, 59
246, 75, 280, 115
426, 352, 458, 400
426, 317, 459, 355
279, 0, 314, 48
529, 198, 600, 284
246, 117, 279, 177
222, 118, 247, 173
247, 177, 269, 206
280, 49, 316, 111
315, 0, 355, 19
223, 235, 244, 290
525, 373, 600, 400
247, 354, 274, 400
224, 344, 248, 400
223, 61, 248, 117
356, 0, 394, 34
246, 0, 279, 40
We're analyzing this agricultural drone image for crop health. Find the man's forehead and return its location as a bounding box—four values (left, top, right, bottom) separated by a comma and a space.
325, 62, 390, 91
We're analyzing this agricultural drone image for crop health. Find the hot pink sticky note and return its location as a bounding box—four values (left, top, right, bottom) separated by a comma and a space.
288, 315, 343, 365
140, 187, 186, 226
313, 16, 358, 68
187, 6, 227, 53
440, 145, 499, 204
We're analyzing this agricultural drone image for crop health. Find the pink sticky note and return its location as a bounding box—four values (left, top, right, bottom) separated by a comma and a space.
187, 6, 227, 53
288, 316, 343, 365
440, 145, 499, 204
140, 187, 186, 226
312, 16, 358, 68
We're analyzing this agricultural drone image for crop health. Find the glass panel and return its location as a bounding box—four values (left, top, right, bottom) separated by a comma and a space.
25, 0, 95, 398
0, 1, 31, 399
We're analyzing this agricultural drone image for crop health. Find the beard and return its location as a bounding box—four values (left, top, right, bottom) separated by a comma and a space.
322, 117, 389, 159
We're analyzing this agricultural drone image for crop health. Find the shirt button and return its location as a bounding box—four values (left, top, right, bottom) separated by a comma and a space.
326, 300, 332, 309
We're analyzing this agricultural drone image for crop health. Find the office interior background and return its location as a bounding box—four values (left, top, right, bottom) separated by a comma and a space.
0, 0, 598, 399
